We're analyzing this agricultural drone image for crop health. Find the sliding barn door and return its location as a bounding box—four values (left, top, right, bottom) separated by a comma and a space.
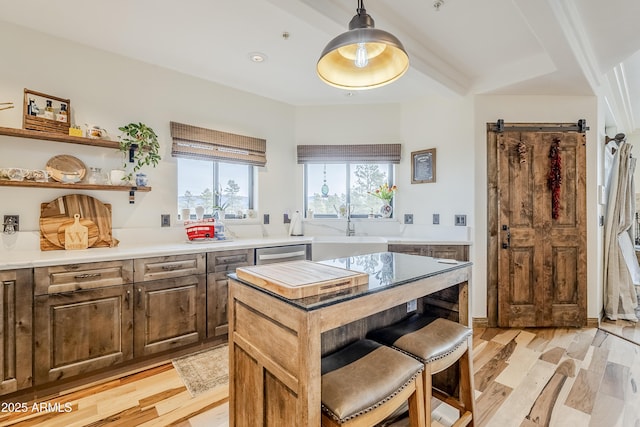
496, 130, 586, 327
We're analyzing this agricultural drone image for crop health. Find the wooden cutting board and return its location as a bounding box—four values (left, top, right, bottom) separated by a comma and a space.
58, 217, 99, 248
39, 194, 118, 251
64, 214, 89, 250
235, 260, 369, 299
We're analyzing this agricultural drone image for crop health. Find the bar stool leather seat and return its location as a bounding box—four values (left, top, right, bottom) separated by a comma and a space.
367, 315, 475, 427
321, 339, 426, 427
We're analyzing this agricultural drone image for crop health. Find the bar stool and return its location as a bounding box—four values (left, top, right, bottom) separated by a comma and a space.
321, 339, 426, 427
367, 315, 475, 427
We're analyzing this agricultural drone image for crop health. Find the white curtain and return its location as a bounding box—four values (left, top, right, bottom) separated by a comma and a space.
604, 141, 639, 321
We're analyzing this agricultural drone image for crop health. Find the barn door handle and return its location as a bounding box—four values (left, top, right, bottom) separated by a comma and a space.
502, 225, 510, 249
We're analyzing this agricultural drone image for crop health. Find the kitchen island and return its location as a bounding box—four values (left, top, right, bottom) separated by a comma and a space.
228, 251, 472, 426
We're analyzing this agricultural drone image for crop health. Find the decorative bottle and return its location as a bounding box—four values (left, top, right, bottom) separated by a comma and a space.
43, 100, 55, 120
56, 103, 68, 123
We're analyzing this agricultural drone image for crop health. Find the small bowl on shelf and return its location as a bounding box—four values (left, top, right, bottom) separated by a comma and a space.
24, 169, 49, 182
7, 168, 25, 181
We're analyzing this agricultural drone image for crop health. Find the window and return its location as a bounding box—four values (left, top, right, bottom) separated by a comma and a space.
170, 121, 265, 220
177, 158, 254, 219
304, 163, 394, 218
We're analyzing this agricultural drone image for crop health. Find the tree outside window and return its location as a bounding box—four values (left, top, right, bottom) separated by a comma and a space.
178, 158, 254, 219
304, 163, 393, 218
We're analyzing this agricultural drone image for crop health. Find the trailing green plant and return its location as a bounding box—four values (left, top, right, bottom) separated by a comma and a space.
117, 122, 161, 182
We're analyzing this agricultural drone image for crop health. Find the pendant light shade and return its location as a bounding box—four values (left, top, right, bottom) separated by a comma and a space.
317, 1, 409, 90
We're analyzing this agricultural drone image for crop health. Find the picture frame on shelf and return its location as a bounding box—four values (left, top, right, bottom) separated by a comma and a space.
411, 148, 436, 184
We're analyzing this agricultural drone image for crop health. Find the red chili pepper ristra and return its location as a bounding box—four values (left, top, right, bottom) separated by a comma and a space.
548, 138, 562, 219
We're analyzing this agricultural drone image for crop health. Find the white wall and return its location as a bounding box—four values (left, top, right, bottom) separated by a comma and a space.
474, 95, 601, 320
0, 22, 296, 236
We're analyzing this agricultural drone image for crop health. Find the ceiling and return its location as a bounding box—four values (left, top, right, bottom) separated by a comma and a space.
2, 0, 640, 132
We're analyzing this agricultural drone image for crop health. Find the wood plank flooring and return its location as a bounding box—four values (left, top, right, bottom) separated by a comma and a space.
599, 286, 640, 346
1, 327, 639, 426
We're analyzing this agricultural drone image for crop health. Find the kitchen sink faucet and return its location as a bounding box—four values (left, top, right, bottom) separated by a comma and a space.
346, 204, 355, 236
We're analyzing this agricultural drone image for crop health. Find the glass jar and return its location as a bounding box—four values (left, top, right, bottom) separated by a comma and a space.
87, 167, 104, 184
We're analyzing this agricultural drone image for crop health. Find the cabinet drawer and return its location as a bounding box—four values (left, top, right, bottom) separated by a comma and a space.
207, 249, 254, 272
35, 260, 134, 295
134, 253, 205, 282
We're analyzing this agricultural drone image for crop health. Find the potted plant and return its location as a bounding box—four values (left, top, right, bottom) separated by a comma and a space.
368, 183, 397, 218
117, 122, 161, 184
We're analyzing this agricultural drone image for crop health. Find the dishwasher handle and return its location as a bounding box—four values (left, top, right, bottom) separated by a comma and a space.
258, 250, 307, 262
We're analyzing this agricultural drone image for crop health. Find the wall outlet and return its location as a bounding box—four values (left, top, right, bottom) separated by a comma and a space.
3, 215, 19, 232
161, 214, 170, 227
404, 214, 414, 224
407, 299, 417, 312
264, 214, 270, 224
433, 214, 440, 225
455, 214, 467, 226
284, 213, 291, 224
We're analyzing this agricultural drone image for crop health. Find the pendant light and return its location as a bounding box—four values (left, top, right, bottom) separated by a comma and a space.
317, 0, 409, 90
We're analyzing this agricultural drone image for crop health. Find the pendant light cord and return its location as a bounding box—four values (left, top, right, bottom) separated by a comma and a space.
357, 0, 365, 15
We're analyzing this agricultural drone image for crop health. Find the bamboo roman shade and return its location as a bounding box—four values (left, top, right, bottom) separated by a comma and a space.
297, 144, 401, 164
170, 121, 267, 166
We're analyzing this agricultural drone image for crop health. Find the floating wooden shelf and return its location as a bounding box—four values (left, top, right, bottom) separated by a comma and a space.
0, 126, 120, 149
0, 126, 150, 202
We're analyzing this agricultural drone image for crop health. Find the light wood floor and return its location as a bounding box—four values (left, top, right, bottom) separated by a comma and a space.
599, 286, 640, 346
2, 327, 639, 427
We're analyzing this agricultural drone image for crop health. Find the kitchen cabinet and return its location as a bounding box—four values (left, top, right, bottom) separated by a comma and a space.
0, 269, 33, 396
133, 254, 206, 356
207, 249, 254, 340
388, 244, 469, 321
33, 261, 134, 384
388, 244, 469, 261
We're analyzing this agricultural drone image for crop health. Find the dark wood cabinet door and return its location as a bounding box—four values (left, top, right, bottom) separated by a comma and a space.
133, 275, 206, 356
0, 269, 33, 395
206, 249, 254, 340
34, 285, 133, 384
208, 274, 230, 338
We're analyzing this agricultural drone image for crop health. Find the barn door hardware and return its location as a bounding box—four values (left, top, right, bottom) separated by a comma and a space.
493, 119, 589, 133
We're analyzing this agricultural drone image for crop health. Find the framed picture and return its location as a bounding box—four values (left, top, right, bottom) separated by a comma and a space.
411, 148, 436, 184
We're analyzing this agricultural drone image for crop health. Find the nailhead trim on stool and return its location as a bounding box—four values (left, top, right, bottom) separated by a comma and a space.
321, 339, 425, 426
367, 315, 475, 427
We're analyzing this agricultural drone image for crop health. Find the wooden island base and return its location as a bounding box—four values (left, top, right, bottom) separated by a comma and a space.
228, 253, 472, 426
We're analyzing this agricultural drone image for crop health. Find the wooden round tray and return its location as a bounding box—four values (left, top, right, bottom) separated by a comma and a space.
45, 154, 86, 182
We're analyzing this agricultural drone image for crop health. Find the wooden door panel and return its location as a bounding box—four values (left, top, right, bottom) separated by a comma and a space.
0, 270, 32, 395
507, 139, 535, 228
496, 129, 586, 327
510, 248, 534, 304
34, 285, 133, 384
552, 247, 578, 303
134, 275, 205, 356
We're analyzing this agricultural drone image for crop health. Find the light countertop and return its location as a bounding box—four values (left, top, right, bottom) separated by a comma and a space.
0, 229, 471, 271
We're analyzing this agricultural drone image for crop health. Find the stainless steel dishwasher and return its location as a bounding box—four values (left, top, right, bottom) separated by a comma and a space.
254, 244, 310, 265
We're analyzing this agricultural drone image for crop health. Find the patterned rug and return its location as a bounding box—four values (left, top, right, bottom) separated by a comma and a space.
172, 344, 229, 397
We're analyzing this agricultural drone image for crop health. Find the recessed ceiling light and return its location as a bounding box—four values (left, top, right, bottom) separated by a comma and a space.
249, 52, 267, 63
344, 91, 357, 97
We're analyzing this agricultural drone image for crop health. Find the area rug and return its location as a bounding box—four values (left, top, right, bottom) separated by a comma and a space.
172, 344, 229, 397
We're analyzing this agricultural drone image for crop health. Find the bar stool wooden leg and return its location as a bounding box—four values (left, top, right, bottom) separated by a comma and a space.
409, 372, 426, 427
